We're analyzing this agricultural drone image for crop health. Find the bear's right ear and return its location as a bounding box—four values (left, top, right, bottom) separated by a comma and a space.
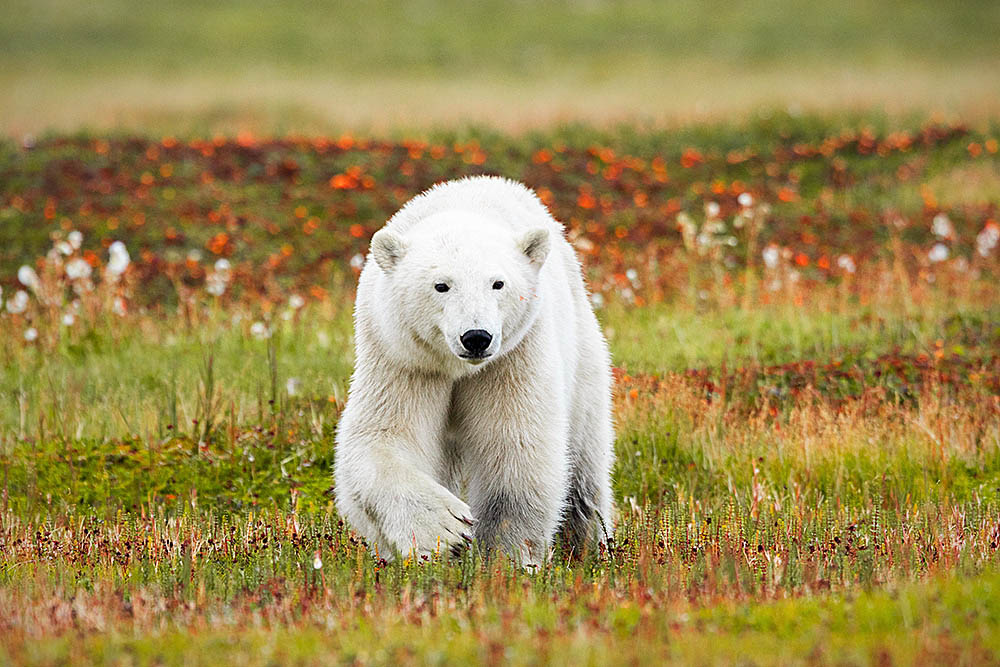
370, 229, 408, 273
518, 228, 551, 268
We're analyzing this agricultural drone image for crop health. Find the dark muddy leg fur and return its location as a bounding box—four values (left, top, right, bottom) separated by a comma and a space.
472, 491, 545, 562
558, 472, 604, 558
473, 491, 516, 556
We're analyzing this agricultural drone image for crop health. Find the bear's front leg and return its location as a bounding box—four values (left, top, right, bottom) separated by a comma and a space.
469, 471, 567, 568
335, 366, 475, 559
452, 355, 569, 567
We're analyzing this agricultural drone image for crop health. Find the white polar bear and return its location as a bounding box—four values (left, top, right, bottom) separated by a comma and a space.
334, 176, 614, 565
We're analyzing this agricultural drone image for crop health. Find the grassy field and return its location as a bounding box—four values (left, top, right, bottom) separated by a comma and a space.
3, 0, 1000, 134
1, 114, 1000, 664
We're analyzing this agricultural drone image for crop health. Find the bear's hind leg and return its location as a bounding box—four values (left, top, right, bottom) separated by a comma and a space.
559, 376, 615, 556
560, 463, 613, 556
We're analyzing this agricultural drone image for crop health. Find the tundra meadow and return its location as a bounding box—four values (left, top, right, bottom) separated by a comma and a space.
1, 117, 999, 665
3, 1, 1000, 665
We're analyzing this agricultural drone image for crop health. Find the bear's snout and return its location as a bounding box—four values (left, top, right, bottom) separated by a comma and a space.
459, 329, 493, 357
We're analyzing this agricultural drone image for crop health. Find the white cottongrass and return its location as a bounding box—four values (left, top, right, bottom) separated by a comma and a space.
62, 313, 75, 326
7, 290, 29, 314
762, 245, 780, 269
289, 294, 305, 310
55, 241, 73, 256
928, 243, 949, 263
738, 192, 754, 208
65, 257, 92, 280
705, 201, 721, 219
250, 321, 271, 339
107, 241, 130, 276
836, 254, 857, 274
24, 327, 38, 342
112, 296, 127, 316
18, 265, 39, 290
205, 274, 227, 296
206, 258, 232, 296
68, 230, 83, 249
313, 553, 323, 570
977, 224, 999, 257
349, 253, 365, 270
286, 377, 301, 396
572, 236, 595, 253
932, 214, 954, 239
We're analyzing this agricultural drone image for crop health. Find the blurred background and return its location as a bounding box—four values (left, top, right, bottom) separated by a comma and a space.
3, 0, 1000, 136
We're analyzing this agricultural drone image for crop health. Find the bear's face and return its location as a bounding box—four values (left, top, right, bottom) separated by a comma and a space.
370, 211, 550, 370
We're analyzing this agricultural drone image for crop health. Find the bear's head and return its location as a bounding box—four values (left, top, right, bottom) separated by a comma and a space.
368, 210, 550, 370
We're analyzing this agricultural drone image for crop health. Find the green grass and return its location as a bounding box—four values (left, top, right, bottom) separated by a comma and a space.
6, 0, 998, 77
3, 571, 999, 665
3, 0, 1000, 133
1, 296, 996, 441
607, 299, 999, 372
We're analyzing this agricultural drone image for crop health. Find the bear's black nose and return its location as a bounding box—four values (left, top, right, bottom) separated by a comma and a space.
460, 329, 493, 355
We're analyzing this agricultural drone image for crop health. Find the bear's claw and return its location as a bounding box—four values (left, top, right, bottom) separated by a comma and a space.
450, 509, 477, 527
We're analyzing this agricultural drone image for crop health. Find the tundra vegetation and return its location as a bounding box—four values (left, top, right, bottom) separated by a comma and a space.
1, 115, 999, 664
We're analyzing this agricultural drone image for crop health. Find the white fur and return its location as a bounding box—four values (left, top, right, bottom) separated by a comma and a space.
334, 176, 614, 565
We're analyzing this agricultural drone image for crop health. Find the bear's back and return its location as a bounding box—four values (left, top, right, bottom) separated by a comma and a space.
385, 176, 563, 236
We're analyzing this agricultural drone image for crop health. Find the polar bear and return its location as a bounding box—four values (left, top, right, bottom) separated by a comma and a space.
334, 176, 614, 565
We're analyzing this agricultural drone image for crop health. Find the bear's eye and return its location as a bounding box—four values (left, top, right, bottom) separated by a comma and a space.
492, 280, 504, 290
434, 283, 450, 293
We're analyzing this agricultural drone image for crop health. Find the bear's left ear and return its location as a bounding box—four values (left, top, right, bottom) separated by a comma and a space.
518, 228, 550, 268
